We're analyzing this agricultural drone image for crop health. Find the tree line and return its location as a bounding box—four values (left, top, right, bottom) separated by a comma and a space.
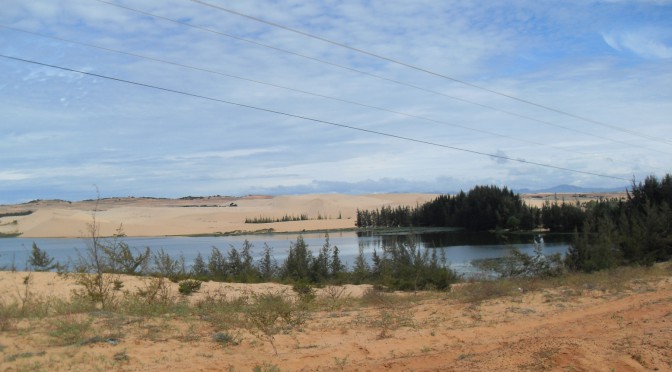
26, 232, 457, 292
567, 174, 672, 271
356, 175, 672, 272
356, 185, 539, 231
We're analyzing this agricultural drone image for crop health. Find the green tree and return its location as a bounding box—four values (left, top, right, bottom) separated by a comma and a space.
191, 252, 208, 277
282, 235, 312, 282
330, 245, 344, 279
258, 243, 278, 281
208, 247, 227, 279
27, 242, 57, 271
310, 233, 333, 283
351, 244, 370, 284
101, 241, 150, 275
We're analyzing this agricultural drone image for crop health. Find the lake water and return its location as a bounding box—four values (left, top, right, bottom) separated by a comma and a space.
0, 230, 570, 277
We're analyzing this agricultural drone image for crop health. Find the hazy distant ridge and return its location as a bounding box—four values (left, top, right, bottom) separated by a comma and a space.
514, 184, 628, 194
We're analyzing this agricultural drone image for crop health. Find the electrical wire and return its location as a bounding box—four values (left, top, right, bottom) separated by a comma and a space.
90, 0, 654, 152
0, 53, 631, 182
1, 24, 615, 159
191, 0, 672, 147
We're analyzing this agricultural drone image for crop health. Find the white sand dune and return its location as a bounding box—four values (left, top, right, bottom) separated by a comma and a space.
0, 192, 625, 238
0, 194, 439, 238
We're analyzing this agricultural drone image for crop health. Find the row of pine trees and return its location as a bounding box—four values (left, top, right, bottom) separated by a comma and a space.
356, 175, 672, 271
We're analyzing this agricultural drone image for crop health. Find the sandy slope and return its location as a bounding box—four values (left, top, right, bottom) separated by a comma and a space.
0, 269, 670, 371
0, 194, 439, 238
0, 193, 625, 238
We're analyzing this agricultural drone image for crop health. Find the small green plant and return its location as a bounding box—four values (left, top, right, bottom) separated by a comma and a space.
178, 279, 202, 295
333, 355, 349, 369
253, 362, 281, 372
113, 350, 129, 363
320, 285, 349, 310
360, 287, 392, 307
245, 290, 307, 355
292, 281, 316, 303
212, 331, 241, 346
452, 279, 519, 304
135, 277, 173, 303
48, 316, 93, 345
4, 351, 46, 362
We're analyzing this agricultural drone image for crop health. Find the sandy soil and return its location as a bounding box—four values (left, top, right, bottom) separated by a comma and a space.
0, 193, 626, 238
0, 194, 440, 238
0, 269, 670, 371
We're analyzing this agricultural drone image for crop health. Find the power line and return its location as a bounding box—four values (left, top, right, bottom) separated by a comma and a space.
191, 0, 672, 147
90, 0, 653, 152
0, 53, 631, 182
1, 24, 607, 159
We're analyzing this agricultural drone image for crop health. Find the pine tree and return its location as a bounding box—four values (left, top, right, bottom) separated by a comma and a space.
282, 235, 312, 281
208, 247, 227, 279
330, 246, 344, 278
28, 242, 56, 272
258, 243, 278, 281
192, 252, 208, 277
352, 244, 370, 284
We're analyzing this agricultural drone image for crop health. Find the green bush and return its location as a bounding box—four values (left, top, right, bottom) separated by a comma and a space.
178, 279, 202, 295
212, 331, 240, 346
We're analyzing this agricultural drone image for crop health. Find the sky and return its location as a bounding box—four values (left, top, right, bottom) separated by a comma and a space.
1, 0, 671, 203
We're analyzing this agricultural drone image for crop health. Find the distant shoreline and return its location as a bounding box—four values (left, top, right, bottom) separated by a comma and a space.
0, 192, 626, 239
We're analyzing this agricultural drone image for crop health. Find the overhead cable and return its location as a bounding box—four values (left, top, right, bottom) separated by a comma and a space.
190, 0, 672, 147
0, 53, 631, 182
1, 24, 614, 158
90, 0, 651, 151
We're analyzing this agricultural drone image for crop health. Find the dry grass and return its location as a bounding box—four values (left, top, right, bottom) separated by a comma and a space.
0, 263, 670, 370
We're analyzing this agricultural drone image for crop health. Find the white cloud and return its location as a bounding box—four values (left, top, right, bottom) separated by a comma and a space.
0, 0, 669, 202
602, 30, 672, 59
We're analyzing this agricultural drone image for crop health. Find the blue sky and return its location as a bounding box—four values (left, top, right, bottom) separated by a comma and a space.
1, 0, 671, 203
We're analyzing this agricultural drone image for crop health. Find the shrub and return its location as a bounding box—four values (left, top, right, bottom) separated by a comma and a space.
48, 315, 93, 346
292, 281, 316, 303
245, 290, 308, 355
212, 331, 241, 346
474, 236, 564, 279
178, 279, 202, 295
27, 242, 57, 271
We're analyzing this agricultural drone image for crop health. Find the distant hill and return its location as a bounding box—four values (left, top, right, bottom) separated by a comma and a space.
515, 184, 629, 194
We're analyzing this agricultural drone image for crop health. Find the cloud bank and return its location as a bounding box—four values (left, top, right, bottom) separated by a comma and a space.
0, 0, 670, 203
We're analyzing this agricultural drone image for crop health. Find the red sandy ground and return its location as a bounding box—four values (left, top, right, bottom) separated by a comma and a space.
0, 268, 670, 371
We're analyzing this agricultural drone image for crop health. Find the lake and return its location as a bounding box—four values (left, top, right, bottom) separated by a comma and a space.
0, 229, 570, 277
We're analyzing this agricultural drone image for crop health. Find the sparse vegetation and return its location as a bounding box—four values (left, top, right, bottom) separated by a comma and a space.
0, 210, 34, 218
245, 289, 307, 355
0, 262, 668, 370
245, 214, 310, 223
0, 178, 670, 369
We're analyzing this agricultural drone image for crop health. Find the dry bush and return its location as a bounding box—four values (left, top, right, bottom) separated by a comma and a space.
359, 287, 394, 307
318, 285, 351, 310
117, 277, 188, 317
451, 279, 520, 304
0, 300, 19, 331
48, 314, 93, 346
244, 289, 309, 355
194, 291, 247, 331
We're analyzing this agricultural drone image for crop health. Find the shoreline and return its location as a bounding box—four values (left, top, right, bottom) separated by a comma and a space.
0, 193, 626, 239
